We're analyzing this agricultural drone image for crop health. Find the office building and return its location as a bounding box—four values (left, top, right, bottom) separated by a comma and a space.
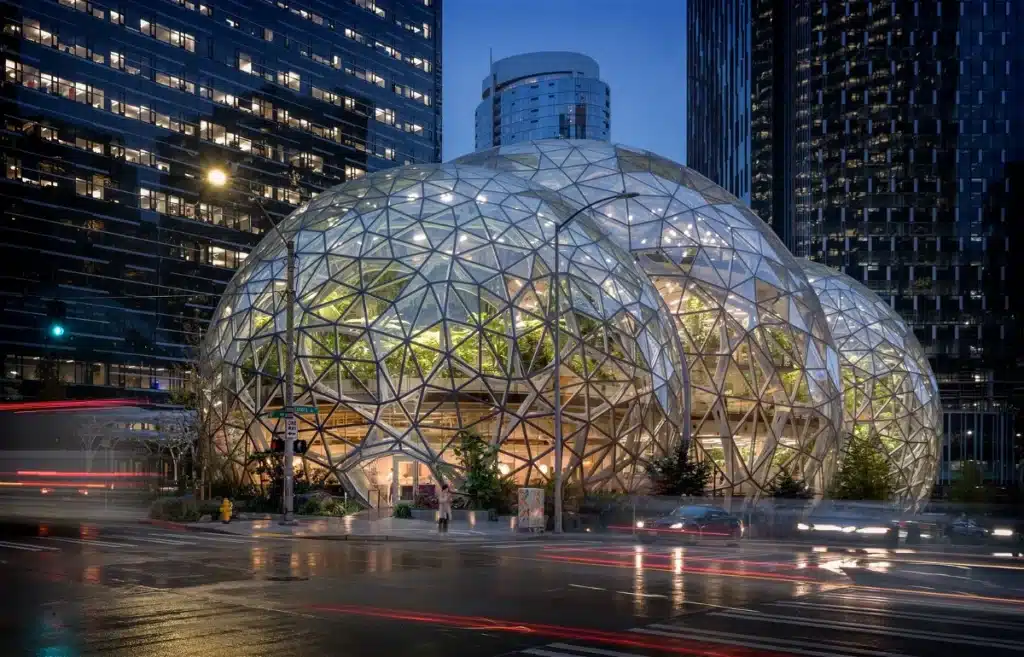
474, 51, 609, 151
0, 0, 442, 399
687, 0, 752, 204
688, 0, 1024, 488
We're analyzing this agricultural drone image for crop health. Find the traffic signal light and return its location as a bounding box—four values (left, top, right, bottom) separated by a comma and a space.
270, 438, 307, 454
46, 300, 67, 339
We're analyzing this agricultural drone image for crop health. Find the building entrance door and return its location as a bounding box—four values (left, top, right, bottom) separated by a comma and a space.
391, 456, 437, 504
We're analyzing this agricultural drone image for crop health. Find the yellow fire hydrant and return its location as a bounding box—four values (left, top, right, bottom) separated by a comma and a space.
219, 498, 233, 524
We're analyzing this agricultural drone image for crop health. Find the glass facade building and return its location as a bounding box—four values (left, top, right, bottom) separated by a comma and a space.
204, 163, 689, 501
689, 0, 1024, 488
687, 0, 752, 204
474, 51, 610, 151
0, 0, 442, 399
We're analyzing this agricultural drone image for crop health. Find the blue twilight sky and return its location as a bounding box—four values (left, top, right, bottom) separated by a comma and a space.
440, 0, 687, 163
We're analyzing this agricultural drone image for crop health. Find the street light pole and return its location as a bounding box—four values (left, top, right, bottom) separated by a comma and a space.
282, 237, 296, 523
551, 191, 638, 534
207, 166, 297, 524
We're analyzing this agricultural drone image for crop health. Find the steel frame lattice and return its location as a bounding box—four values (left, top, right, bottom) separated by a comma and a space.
202, 164, 688, 502
800, 259, 942, 507
457, 140, 844, 496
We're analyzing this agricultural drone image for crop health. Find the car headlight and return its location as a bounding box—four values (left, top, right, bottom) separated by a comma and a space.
670, 522, 683, 529
636, 520, 645, 528
993, 528, 1014, 537
797, 523, 810, 530
855, 526, 890, 534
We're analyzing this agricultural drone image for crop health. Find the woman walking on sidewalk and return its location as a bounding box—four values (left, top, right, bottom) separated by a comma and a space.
438, 484, 452, 533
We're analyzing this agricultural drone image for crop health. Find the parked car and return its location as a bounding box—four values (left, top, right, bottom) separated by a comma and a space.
636, 505, 744, 544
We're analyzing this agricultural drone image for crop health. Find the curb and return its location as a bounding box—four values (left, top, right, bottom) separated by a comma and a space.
139, 519, 644, 544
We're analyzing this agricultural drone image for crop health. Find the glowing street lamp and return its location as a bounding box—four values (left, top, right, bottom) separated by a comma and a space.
206, 168, 228, 187
205, 166, 298, 523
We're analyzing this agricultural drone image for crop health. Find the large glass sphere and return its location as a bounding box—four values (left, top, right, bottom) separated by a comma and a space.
457, 140, 843, 496
203, 164, 688, 502
800, 259, 942, 507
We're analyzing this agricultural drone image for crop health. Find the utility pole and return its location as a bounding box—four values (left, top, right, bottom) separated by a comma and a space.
551, 191, 637, 533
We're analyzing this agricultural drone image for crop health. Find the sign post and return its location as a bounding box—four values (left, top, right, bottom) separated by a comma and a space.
270, 406, 316, 418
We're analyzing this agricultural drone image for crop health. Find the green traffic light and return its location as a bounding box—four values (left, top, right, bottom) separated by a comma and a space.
49, 324, 65, 338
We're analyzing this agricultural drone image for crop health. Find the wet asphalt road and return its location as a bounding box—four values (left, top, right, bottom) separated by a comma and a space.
1, 519, 1024, 657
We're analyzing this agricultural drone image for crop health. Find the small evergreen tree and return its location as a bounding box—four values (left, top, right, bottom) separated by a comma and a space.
831, 433, 891, 500
452, 430, 503, 509
770, 469, 812, 498
949, 461, 990, 503
645, 440, 711, 496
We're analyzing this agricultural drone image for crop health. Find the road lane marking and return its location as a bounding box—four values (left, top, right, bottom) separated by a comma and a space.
679, 600, 761, 613
615, 591, 667, 599
709, 609, 1024, 650
772, 600, 1024, 629
635, 625, 911, 657
0, 539, 58, 552
39, 537, 138, 548
522, 649, 584, 657
179, 534, 258, 543
113, 535, 190, 546
568, 584, 606, 591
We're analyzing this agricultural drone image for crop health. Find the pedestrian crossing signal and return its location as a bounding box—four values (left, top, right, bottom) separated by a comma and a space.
270, 438, 285, 452
293, 439, 308, 454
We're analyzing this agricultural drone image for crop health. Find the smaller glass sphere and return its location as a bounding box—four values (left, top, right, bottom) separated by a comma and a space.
801, 259, 942, 507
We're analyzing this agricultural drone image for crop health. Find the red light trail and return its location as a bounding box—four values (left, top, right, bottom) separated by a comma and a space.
308, 604, 794, 657
0, 399, 144, 413
15, 471, 158, 478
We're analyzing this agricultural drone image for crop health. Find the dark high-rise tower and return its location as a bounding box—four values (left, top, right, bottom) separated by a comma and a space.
0, 0, 442, 399
689, 0, 1024, 487
687, 0, 751, 204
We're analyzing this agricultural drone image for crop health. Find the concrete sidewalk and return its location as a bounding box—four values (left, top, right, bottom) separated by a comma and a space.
154, 513, 625, 543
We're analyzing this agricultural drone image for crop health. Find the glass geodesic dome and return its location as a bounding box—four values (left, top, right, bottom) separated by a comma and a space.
203, 163, 688, 503
457, 140, 843, 496
800, 259, 942, 507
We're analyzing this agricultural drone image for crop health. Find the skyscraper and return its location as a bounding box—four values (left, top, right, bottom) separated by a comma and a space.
687, 0, 752, 204
0, 0, 442, 399
474, 51, 610, 151
688, 0, 1024, 486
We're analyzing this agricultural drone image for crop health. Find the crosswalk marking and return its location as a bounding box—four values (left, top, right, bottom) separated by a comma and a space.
630, 626, 907, 657
548, 643, 667, 657
529, 643, 651, 657
0, 539, 59, 552
771, 599, 1024, 630
506, 585, 1024, 657
523, 649, 586, 657
708, 609, 1024, 650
